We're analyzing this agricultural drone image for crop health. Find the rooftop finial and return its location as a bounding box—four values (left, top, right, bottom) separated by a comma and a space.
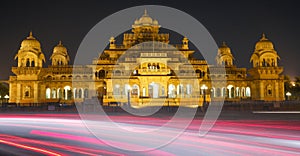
144, 9, 148, 16
222, 41, 227, 46
261, 33, 267, 40
27, 31, 35, 39
58, 40, 62, 46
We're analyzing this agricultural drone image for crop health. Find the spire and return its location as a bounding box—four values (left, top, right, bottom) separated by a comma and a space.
58, 40, 62, 46
222, 41, 227, 47
143, 9, 148, 16
27, 31, 35, 39
260, 33, 267, 41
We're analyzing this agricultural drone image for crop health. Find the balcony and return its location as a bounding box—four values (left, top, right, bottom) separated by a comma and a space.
138, 68, 170, 75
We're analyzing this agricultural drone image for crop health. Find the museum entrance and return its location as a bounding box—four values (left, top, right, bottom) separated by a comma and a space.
148, 82, 159, 98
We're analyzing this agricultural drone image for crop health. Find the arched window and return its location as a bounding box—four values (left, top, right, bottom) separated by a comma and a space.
64, 86, 71, 100
84, 89, 89, 98
152, 63, 156, 69
210, 87, 215, 97
24, 86, 31, 98
227, 85, 234, 98
246, 87, 251, 97
52, 88, 56, 99
241, 87, 246, 97
26, 59, 30, 67
31, 60, 35, 67
73, 88, 77, 98
222, 87, 226, 97
262, 59, 266, 67
168, 84, 176, 98
46, 88, 51, 99
266, 85, 272, 96
271, 59, 275, 66
196, 69, 202, 78
236, 87, 240, 97
99, 70, 106, 78
78, 89, 83, 98
25, 91, 29, 97
177, 84, 184, 95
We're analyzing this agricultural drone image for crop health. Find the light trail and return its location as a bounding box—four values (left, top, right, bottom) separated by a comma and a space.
0, 113, 299, 155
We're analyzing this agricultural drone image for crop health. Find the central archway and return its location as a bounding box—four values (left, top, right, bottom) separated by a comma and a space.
149, 82, 159, 98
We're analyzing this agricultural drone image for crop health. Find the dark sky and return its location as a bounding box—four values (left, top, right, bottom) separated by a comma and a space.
0, 0, 299, 80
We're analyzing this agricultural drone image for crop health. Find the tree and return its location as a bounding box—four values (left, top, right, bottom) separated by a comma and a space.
0, 83, 8, 98
284, 75, 300, 100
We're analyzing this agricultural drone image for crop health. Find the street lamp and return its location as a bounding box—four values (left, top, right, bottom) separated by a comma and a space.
286, 92, 291, 100
4, 95, 9, 103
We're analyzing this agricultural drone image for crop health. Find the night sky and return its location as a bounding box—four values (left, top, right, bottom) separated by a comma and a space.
0, 0, 299, 80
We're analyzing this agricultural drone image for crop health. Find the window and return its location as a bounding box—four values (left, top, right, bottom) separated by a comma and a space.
25, 91, 29, 97
46, 88, 51, 99
24, 86, 31, 98
168, 84, 176, 98
266, 85, 272, 96
31, 60, 35, 67
52, 89, 56, 99
26, 59, 30, 67
84, 89, 89, 98
246, 87, 251, 97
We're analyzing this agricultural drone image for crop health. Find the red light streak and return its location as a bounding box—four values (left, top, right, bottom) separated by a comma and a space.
0, 139, 62, 156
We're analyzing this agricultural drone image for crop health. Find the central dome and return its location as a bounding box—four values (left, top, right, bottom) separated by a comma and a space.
138, 10, 153, 24
132, 9, 160, 28
20, 31, 41, 51
255, 33, 274, 50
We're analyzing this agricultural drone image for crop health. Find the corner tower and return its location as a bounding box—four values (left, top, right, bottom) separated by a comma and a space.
249, 33, 285, 101
14, 31, 45, 67
10, 31, 46, 103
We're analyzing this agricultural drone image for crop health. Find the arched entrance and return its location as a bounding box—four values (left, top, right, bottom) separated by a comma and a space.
98, 82, 107, 98
149, 82, 159, 98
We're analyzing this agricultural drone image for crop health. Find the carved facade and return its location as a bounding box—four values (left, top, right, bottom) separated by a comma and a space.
9, 11, 285, 107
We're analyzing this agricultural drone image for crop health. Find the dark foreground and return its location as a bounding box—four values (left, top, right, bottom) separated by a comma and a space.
0, 108, 299, 156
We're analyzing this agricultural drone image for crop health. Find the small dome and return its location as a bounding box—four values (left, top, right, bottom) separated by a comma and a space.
218, 42, 232, 54
255, 33, 274, 50
53, 41, 67, 54
20, 31, 41, 51
134, 19, 139, 24
153, 20, 158, 25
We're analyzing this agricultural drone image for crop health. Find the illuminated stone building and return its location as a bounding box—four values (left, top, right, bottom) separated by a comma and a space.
9, 11, 285, 106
